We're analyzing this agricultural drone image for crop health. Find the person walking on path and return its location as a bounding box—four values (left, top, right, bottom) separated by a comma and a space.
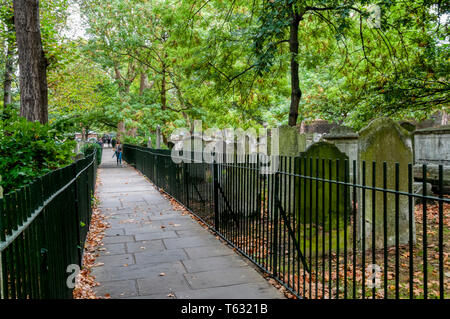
112, 141, 123, 166
111, 138, 116, 149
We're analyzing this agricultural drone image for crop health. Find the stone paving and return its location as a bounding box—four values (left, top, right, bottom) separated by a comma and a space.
91, 148, 284, 299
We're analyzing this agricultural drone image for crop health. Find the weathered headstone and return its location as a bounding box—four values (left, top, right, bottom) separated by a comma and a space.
358, 117, 415, 249
305, 133, 322, 148
220, 130, 261, 220
278, 125, 306, 156
324, 126, 359, 170
268, 125, 307, 215
295, 141, 350, 228
413, 182, 433, 204
323, 126, 359, 207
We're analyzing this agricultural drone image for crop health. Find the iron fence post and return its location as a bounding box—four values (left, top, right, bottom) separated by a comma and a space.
272, 171, 279, 277
72, 162, 82, 266
184, 161, 189, 208
213, 159, 219, 231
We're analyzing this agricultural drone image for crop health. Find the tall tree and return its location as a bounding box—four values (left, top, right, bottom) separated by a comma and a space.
253, 0, 449, 126
1, 3, 15, 109
13, 0, 48, 124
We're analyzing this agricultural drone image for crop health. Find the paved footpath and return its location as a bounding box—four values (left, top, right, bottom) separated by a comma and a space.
92, 148, 284, 299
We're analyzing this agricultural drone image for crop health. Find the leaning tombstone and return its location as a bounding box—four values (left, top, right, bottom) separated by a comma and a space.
358, 117, 415, 250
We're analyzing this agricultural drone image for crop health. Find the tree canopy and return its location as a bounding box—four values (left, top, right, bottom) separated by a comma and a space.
0, 0, 448, 141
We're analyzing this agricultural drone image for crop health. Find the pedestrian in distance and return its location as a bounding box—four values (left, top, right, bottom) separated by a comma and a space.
112, 141, 123, 166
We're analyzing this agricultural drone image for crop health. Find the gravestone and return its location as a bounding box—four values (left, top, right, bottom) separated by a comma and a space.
305, 133, 322, 148
295, 141, 350, 228
358, 117, 415, 249
324, 126, 359, 209
324, 126, 359, 171
278, 125, 306, 156
268, 126, 307, 215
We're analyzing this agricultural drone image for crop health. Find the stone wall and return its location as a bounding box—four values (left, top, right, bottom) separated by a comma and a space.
300, 120, 340, 134
414, 125, 450, 166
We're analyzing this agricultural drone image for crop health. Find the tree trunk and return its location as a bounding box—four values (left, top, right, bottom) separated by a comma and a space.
3, 42, 14, 107
117, 121, 125, 142
161, 64, 166, 110
288, 10, 301, 127
13, 0, 48, 124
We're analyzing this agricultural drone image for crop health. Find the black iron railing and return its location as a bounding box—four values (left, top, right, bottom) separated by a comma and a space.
123, 144, 449, 299
0, 151, 97, 299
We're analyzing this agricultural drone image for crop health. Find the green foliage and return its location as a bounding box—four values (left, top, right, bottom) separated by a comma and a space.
2, 0, 448, 166
121, 135, 149, 148
80, 142, 102, 166
252, 0, 449, 127
0, 116, 75, 193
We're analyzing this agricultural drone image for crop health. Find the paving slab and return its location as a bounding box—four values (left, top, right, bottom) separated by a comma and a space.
91, 148, 284, 299
184, 267, 264, 289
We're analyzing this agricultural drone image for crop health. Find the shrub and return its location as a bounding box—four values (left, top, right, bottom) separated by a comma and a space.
0, 117, 76, 194
80, 142, 102, 166
122, 135, 148, 147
